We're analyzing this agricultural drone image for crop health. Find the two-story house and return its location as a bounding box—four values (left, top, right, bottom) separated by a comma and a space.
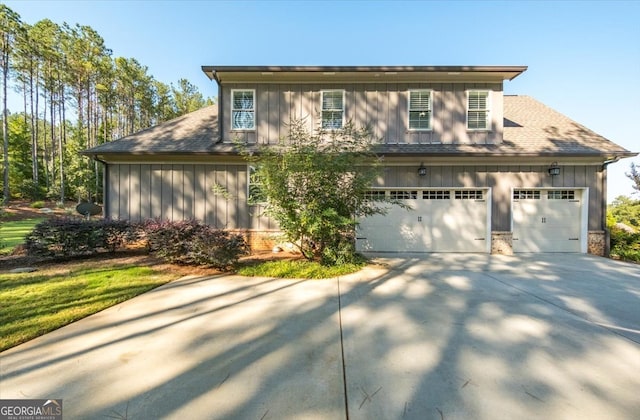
83, 66, 635, 255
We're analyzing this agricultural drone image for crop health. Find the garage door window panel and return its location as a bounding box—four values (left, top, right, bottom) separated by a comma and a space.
423, 190, 450, 200
390, 190, 418, 200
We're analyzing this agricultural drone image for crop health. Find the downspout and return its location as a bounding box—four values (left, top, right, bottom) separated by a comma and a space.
92, 155, 109, 219
213, 71, 223, 143
601, 156, 621, 256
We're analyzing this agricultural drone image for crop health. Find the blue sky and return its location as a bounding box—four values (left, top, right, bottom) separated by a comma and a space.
5, 0, 640, 201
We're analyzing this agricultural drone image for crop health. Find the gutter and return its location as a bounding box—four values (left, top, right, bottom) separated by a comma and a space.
200, 66, 224, 142
91, 154, 108, 165
214, 73, 223, 142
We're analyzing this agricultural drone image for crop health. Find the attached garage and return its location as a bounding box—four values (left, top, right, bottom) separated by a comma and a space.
512, 189, 587, 253
356, 189, 490, 253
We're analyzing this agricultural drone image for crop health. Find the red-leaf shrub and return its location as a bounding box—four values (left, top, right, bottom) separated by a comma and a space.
140, 219, 248, 269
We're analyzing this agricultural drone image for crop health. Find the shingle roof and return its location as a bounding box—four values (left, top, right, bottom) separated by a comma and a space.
502, 95, 631, 156
84, 96, 634, 158
83, 105, 226, 155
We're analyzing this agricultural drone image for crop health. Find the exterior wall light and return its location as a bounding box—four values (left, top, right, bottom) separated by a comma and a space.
418, 163, 427, 177
548, 162, 561, 176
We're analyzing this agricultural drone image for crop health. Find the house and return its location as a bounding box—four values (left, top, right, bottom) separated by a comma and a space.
83, 65, 636, 255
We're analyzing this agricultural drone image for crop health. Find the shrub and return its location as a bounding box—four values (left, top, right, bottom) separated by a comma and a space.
25, 218, 136, 258
610, 227, 640, 263
30, 201, 45, 209
141, 219, 248, 270
18, 179, 46, 200
320, 233, 363, 266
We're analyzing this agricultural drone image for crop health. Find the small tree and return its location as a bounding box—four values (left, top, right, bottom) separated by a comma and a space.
626, 162, 640, 195
240, 118, 396, 265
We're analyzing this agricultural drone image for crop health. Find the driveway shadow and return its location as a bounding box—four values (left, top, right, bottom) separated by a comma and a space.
340, 253, 640, 419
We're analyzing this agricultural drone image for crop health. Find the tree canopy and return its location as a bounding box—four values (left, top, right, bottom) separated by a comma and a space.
239, 118, 398, 265
0, 4, 214, 203
626, 162, 640, 196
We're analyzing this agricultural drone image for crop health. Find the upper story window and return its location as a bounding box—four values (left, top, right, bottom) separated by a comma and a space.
467, 90, 490, 130
321, 90, 344, 129
408, 90, 432, 130
231, 89, 255, 130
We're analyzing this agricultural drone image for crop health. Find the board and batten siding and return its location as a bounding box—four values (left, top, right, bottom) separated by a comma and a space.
371, 164, 603, 231
222, 83, 503, 145
106, 163, 276, 230
105, 163, 603, 234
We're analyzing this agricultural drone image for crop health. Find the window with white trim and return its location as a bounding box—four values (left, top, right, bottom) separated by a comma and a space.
408, 90, 432, 130
467, 90, 490, 130
321, 90, 344, 129
231, 90, 255, 130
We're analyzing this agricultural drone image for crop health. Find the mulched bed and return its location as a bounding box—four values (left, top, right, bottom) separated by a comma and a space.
1, 200, 302, 276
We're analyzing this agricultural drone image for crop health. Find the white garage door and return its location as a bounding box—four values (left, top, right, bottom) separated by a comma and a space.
356, 189, 489, 253
512, 189, 583, 252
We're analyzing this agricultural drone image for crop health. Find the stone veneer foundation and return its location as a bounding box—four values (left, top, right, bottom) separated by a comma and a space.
238, 229, 607, 256
587, 231, 606, 256
491, 231, 513, 255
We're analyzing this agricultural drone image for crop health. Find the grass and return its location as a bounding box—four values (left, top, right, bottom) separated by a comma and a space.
0, 218, 44, 255
237, 259, 365, 279
0, 265, 179, 352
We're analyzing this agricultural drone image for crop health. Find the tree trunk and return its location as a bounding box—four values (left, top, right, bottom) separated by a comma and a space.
42, 89, 49, 191
49, 89, 56, 198
58, 85, 65, 204
30, 63, 39, 192
2, 46, 9, 204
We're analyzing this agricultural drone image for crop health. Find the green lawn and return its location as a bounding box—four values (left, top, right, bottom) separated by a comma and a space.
0, 218, 44, 255
0, 265, 179, 352
237, 259, 365, 279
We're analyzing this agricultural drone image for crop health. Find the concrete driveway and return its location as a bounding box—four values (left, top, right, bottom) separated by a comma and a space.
1, 254, 639, 419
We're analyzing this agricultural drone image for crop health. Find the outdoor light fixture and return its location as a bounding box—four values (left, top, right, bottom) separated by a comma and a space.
417, 163, 427, 177
548, 162, 561, 176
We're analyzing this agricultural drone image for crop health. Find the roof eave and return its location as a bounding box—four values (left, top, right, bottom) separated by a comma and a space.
83, 149, 637, 160
202, 65, 528, 84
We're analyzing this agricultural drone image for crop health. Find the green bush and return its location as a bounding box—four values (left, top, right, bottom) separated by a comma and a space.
18, 179, 46, 200
610, 228, 640, 262
25, 218, 137, 258
29, 201, 46, 209
141, 219, 248, 270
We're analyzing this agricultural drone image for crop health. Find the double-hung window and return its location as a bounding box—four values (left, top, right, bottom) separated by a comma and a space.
467, 90, 490, 130
231, 89, 255, 130
321, 90, 344, 129
408, 90, 432, 130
